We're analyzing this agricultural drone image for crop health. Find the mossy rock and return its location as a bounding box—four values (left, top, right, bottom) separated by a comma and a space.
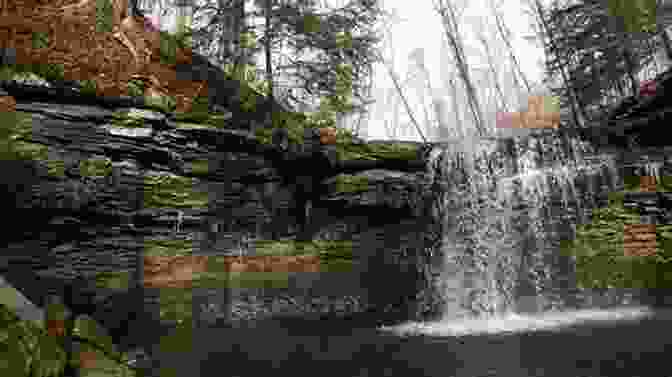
0, 62, 65, 85
79, 157, 112, 178
144, 239, 194, 258
333, 174, 369, 194
560, 188, 672, 290
338, 141, 420, 162
143, 174, 208, 209
109, 111, 147, 128
186, 159, 210, 176
0, 110, 65, 177
0, 304, 68, 377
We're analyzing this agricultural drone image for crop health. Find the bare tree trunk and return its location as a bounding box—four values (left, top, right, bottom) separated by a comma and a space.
488, 0, 532, 93
476, 30, 509, 113
264, 0, 274, 125
622, 40, 639, 95
656, 0, 672, 61
231, 0, 247, 73
530, 0, 587, 128
376, 51, 428, 143
434, 0, 487, 137
449, 77, 464, 139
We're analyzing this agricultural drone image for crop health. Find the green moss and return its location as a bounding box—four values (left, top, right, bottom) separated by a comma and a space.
95, 0, 114, 33
338, 141, 420, 162
78, 79, 97, 97
144, 93, 177, 114
186, 159, 210, 176
143, 239, 194, 258
334, 174, 369, 193
0, 63, 65, 85
253, 112, 419, 163
31, 32, 49, 50
79, 157, 112, 178
127, 78, 145, 98
172, 97, 231, 128
623, 174, 672, 192
92, 271, 133, 291
560, 189, 672, 290
109, 111, 146, 128
143, 174, 208, 209
252, 239, 355, 271
158, 31, 191, 66
0, 304, 69, 377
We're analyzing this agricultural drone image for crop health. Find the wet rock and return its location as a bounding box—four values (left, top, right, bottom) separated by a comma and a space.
0, 81, 442, 338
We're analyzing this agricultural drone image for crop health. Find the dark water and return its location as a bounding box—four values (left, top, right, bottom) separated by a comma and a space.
150, 307, 670, 377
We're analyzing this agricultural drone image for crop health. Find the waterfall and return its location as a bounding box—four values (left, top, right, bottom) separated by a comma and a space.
425, 132, 624, 322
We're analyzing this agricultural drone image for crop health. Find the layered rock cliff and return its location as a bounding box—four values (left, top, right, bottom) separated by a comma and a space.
0, 71, 443, 343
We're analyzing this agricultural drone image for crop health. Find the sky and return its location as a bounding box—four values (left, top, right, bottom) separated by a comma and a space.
363, 0, 550, 141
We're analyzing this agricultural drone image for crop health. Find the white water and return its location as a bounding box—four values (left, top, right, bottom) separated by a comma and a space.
380, 306, 653, 337
402, 133, 647, 337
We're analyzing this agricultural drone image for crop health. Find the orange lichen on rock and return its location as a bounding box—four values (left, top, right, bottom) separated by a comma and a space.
0, 95, 17, 113
623, 223, 658, 257
639, 175, 658, 192
143, 254, 210, 289
319, 127, 337, 145
142, 253, 322, 288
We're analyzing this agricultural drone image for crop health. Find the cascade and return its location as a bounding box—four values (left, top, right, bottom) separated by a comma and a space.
391, 131, 655, 337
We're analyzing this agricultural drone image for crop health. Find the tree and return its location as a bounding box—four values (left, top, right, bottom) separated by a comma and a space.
474, 20, 510, 115
263, 0, 275, 124
184, 0, 383, 134
530, 0, 665, 127
487, 0, 531, 95
433, 0, 487, 137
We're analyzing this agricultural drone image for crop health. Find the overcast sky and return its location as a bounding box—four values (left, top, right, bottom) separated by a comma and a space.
362, 0, 550, 141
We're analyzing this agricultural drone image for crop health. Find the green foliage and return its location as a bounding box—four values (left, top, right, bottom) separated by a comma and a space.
158, 31, 192, 66
561, 191, 672, 290
299, 14, 322, 34
606, 0, 657, 33
95, 0, 114, 34
239, 31, 257, 49
222, 63, 271, 97
335, 31, 353, 50
254, 111, 312, 146
238, 84, 260, 113
31, 32, 49, 50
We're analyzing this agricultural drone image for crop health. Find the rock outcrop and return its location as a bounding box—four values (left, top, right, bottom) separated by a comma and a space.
0, 75, 443, 358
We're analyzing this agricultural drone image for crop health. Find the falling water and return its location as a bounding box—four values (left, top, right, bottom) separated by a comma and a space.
382, 132, 656, 336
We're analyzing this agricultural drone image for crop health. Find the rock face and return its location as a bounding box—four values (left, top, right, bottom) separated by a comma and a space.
0, 80, 443, 347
